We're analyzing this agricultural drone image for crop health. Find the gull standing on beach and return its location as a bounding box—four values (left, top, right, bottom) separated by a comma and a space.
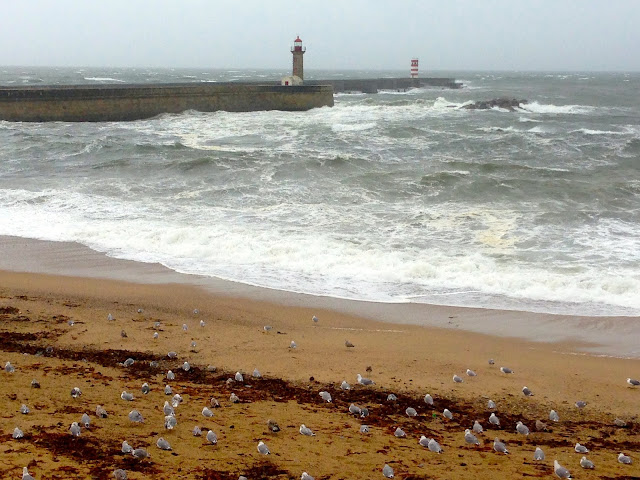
424, 394, 434, 405
489, 413, 500, 426
533, 447, 545, 460
128, 410, 144, 423
122, 441, 133, 454
5, 361, 15, 373
156, 437, 171, 450
357, 373, 374, 385
382, 464, 394, 478
493, 438, 509, 454
487, 399, 496, 410
428, 438, 443, 453
580, 456, 595, 469
553, 460, 571, 478
472, 420, 483, 434
341, 380, 351, 390
575, 442, 588, 453
500, 366, 513, 374
453, 374, 463, 383
549, 409, 560, 422
206, 430, 218, 445
319, 391, 332, 403
257, 440, 270, 455
464, 429, 480, 445
443, 408, 453, 420
69, 422, 81, 437
466, 369, 477, 377
627, 378, 640, 387
522, 386, 534, 397
618, 452, 632, 464
299, 424, 315, 436
516, 421, 530, 435
406, 407, 418, 417
394, 427, 406, 438
301, 472, 315, 480
345, 339, 355, 348
113, 469, 127, 480
22, 467, 35, 480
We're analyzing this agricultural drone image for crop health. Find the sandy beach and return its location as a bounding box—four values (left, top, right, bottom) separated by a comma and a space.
1, 238, 639, 479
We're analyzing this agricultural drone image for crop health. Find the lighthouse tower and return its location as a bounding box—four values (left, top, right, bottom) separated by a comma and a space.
291, 36, 306, 81
410, 58, 419, 78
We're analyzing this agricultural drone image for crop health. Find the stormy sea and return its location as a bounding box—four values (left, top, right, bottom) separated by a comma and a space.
1, 67, 638, 316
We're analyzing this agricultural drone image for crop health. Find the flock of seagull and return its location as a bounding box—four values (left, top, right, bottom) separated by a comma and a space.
4, 307, 639, 480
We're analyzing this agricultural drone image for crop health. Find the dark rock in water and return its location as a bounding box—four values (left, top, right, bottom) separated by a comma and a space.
463, 98, 527, 111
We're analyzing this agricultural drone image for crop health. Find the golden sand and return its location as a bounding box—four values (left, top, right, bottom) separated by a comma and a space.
1, 270, 639, 479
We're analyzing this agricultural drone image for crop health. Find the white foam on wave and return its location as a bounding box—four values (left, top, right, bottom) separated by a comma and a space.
517, 101, 593, 115
572, 128, 626, 136
518, 116, 543, 123
0, 188, 639, 317
84, 77, 126, 83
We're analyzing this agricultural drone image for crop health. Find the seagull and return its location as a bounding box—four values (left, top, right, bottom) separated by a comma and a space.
156, 437, 171, 450
345, 340, 355, 348
493, 438, 509, 454
153, 332, 159, 339
464, 429, 480, 445
489, 413, 500, 426
618, 452, 632, 464
182, 324, 188, 331
193, 426, 202, 436
360, 425, 370, 433
406, 407, 418, 417
113, 469, 127, 480
164, 385, 172, 395
319, 391, 332, 403
535, 420, 548, 431
382, 464, 394, 478
574, 443, 588, 453
71, 387, 82, 398
121, 391, 134, 401
424, 394, 434, 405
210, 397, 220, 408
614, 418, 627, 427
229, 393, 240, 403
107, 313, 114, 321
443, 408, 453, 420
534, 447, 545, 460
257, 441, 270, 455
522, 386, 534, 397
301, 472, 315, 480
549, 410, 560, 422
122, 358, 134, 367
235, 372, 244, 382
122, 441, 133, 454
553, 459, 571, 478
70, 422, 81, 437
202, 407, 214, 418
131, 448, 149, 459
167, 370, 176, 380
357, 374, 374, 385
30, 379, 40, 388
472, 420, 483, 433
349, 404, 362, 416
500, 366, 513, 374
267, 419, 280, 433
164, 415, 177, 430
341, 380, 351, 390
167, 351, 177, 359
575, 401, 587, 409
290, 340, 297, 349
193, 309, 199, 315
580, 456, 594, 469
120, 329, 127, 338
360, 407, 370, 418
487, 399, 496, 410
627, 378, 640, 387
128, 410, 144, 423
141, 383, 150, 395
200, 319, 205, 327
419, 436, 430, 448
206, 430, 218, 445
488, 358, 495, 365
20, 404, 30, 414
299, 424, 315, 436
516, 421, 530, 435
453, 374, 463, 383
466, 369, 477, 377
253, 368, 261, 378
312, 315, 319, 323
182, 362, 190, 372
81, 413, 91, 428
154, 322, 161, 328
428, 438, 443, 453
172, 393, 183, 406
387, 393, 397, 401
22, 467, 35, 480
13, 427, 24, 439
263, 325, 273, 332
394, 427, 406, 438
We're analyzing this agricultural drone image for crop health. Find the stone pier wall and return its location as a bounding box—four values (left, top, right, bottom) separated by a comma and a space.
0, 83, 334, 122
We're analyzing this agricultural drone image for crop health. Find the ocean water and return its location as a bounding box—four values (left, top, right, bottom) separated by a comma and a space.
1, 67, 639, 316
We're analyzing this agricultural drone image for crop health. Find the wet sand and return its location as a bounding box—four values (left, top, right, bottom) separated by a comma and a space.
1, 238, 640, 479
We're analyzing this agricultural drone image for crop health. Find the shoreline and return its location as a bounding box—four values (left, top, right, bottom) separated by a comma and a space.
0, 235, 638, 358
1, 236, 639, 479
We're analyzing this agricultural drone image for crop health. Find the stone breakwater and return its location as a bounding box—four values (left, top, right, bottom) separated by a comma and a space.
0, 83, 334, 122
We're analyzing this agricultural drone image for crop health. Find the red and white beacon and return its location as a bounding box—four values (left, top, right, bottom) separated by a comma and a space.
410, 58, 419, 78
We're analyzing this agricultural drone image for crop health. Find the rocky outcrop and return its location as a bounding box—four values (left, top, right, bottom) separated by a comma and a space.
462, 98, 527, 111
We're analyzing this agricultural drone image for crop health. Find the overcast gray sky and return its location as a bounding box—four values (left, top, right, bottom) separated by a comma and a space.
2, 0, 638, 71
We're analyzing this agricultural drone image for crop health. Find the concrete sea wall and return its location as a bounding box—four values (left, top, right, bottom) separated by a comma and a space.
0, 83, 334, 122
307, 77, 461, 93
